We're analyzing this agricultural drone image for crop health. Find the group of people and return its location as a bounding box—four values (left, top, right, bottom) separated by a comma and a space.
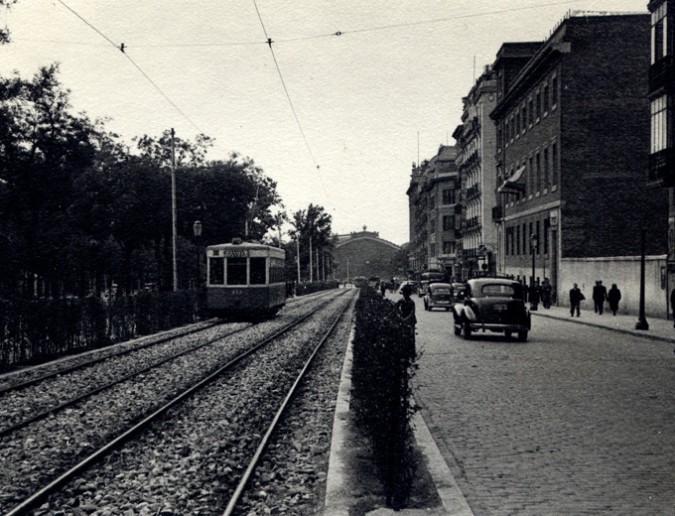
569, 280, 622, 317
522, 278, 553, 310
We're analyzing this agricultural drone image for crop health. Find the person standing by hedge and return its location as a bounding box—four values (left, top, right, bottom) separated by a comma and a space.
395, 284, 417, 358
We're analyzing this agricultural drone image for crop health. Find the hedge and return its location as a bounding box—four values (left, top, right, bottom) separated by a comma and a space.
351, 287, 418, 509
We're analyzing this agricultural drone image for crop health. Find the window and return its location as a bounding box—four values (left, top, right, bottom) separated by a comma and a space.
443, 215, 455, 231
551, 75, 558, 108
442, 189, 456, 204
528, 156, 534, 197
528, 98, 534, 125
209, 257, 225, 285
227, 257, 247, 285
536, 152, 542, 194
442, 241, 455, 255
543, 83, 550, 113
536, 90, 541, 120
652, 4, 668, 63
521, 104, 527, 133
551, 142, 559, 188
543, 147, 550, 191
515, 110, 520, 135
250, 257, 266, 285
651, 95, 673, 153
516, 225, 521, 255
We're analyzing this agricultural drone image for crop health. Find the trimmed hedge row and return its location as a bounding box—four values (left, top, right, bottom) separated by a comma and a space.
351, 287, 418, 509
0, 291, 197, 371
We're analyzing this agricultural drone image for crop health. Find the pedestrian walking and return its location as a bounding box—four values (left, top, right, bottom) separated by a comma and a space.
592, 280, 608, 315
541, 278, 552, 309
569, 283, 585, 317
380, 281, 387, 297
607, 283, 621, 315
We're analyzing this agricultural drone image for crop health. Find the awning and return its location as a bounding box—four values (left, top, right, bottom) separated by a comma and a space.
497, 166, 526, 194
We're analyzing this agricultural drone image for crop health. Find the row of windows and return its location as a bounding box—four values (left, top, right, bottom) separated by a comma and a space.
505, 219, 551, 257
652, 3, 674, 64
651, 94, 674, 153
209, 257, 270, 285
499, 72, 559, 148
506, 140, 559, 205
430, 215, 459, 232
442, 188, 457, 205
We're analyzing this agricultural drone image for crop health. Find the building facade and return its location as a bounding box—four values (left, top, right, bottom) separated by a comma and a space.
333, 228, 400, 282
491, 12, 669, 315
406, 146, 461, 279
452, 66, 499, 279
648, 0, 675, 314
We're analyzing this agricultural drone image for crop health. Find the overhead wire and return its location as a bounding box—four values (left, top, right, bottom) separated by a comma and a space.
252, 0, 330, 203
55, 0, 204, 135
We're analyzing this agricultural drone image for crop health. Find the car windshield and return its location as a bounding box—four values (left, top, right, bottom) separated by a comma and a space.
432, 287, 450, 295
478, 283, 520, 298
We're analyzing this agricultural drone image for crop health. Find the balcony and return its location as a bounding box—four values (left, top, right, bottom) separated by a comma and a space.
465, 185, 481, 200
464, 216, 481, 230
648, 148, 675, 187
649, 55, 675, 95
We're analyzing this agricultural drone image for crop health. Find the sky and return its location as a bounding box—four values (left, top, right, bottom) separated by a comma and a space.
0, 0, 649, 245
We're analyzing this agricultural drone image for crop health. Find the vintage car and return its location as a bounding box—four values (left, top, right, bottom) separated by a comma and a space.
450, 282, 468, 302
398, 280, 418, 294
423, 282, 453, 311
452, 278, 531, 341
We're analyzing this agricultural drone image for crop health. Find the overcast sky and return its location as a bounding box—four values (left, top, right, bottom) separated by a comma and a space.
1, 0, 648, 245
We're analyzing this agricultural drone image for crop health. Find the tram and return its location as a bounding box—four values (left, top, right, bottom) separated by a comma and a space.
205, 239, 286, 319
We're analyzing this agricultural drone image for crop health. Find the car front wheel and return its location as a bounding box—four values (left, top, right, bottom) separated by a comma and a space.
517, 330, 528, 342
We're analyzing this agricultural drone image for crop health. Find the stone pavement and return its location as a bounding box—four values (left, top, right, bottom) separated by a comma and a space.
324, 296, 675, 515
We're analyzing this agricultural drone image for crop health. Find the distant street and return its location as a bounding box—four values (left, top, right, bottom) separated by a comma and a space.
407, 295, 675, 515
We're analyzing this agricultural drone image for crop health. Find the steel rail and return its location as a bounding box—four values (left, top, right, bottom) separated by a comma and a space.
0, 323, 256, 438
4, 289, 350, 516
222, 293, 354, 516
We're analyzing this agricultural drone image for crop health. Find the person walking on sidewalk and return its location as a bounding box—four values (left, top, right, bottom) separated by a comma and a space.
541, 278, 552, 309
570, 283, 585, 317
607, 283, 622, 316
592, 280, 607, 315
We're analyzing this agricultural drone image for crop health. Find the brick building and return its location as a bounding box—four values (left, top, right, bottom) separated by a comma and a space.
452, 66, 499, 279
406, 146, 461, 278
333, 228, 400, 282
648, 0, 675, 315
491, 12, 668, 315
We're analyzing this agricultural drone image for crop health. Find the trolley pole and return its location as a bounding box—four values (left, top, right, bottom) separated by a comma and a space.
171, 128, 178, 292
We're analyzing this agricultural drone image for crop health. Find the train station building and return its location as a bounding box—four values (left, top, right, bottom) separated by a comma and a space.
333, 228, 401, 282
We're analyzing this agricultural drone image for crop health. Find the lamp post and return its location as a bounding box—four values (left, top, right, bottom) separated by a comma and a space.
193, 220, 203, 315
635, 229, 649, 330
530, 233, 539, 310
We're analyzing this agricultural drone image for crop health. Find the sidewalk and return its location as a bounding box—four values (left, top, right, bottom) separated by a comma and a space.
532, 303, 675, 344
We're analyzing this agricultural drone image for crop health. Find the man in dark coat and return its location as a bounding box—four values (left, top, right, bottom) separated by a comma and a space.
569, 283, 585, 317
592, 280, 607, 315
607, 283, 621, 316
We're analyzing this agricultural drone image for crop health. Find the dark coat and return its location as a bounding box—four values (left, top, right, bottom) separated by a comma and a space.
592, 284, 607, 302
570, 287, 585, 305
607, 287, 621, 308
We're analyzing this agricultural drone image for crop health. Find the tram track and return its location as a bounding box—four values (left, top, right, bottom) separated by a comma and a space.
0, 289, 352, 515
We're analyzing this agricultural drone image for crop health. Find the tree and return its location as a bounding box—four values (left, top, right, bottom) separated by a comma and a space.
291, 204, 333, 282
0, 1, 18, 45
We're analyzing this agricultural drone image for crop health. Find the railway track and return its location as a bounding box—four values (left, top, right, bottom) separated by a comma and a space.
1, 289, 353, 515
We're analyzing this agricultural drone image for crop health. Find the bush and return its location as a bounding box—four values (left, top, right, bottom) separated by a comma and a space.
294, 280, 339, 296
351, 287, 418, 509
0, 290, 197, 371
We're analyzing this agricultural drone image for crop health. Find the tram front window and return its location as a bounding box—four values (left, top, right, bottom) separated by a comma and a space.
227, 257, 247, 285
250, 257, 266, 285
209, 257, 224, 285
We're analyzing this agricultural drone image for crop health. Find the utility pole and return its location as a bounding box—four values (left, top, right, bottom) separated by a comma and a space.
296, 236, 300, 283
309, 237, 313, 282
171, 128, 178, 292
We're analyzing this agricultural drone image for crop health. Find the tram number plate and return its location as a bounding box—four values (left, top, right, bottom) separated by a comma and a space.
230, 289, 244, 295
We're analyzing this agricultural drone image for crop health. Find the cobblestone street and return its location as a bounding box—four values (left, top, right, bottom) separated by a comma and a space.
411, 299, 675, 515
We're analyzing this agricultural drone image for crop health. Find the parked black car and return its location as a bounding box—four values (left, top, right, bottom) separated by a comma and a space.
452, 278, 531, 341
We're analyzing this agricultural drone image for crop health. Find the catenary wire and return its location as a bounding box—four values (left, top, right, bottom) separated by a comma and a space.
252, 0, 330, 202
55, 0, 204, 135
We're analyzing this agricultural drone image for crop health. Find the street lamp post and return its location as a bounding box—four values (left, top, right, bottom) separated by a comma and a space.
635, 229, 649, 330
193, 220, 203, 315
530, 233, 539, 310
